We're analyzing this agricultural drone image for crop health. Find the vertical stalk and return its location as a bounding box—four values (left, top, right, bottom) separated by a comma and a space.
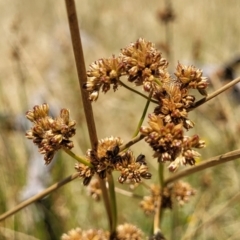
153, 162, 164, 234
132, 91, 153, 138
65, 0, 113, 232
108, 173, 117, 235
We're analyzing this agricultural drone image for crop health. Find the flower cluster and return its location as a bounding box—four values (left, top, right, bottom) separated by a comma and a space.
75, 137, 151, 185
141, 114, 205, 171
116, 223, 144, 240
25, 104, 76, 164
61, 227, 109, 240
85, 38, 168, 100
84, 56, 124, 101
162, 181, 196, 208
140, 181, 196, 214
85, 38, 208, 171
61, 224, 144, 240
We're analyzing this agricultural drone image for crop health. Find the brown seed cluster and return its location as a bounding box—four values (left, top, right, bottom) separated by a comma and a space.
85, 38, 168, 100
85, 38, 208, 171
25, 104, 76, 164
87, 178, 102, 201
61, 227, 109, 240
162, 181, 196, 208
140, 181, 196, 214
75, 137, 151, 185
141, 115, 205, 171
116, 223, 144, 240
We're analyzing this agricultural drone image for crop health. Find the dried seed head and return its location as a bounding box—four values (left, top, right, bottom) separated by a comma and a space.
121, 38, 168, 93
87, 178, 102, 201
175, 62, 208, 95
25, 104, 76, 164
140, 184, 160, 215
141, 113, 205, 171
61, 227, 109, 240
85, 56, 124, 101
116, 223, 144, 240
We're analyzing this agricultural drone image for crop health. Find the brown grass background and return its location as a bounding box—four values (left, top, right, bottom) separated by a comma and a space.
0, 0, 240, 239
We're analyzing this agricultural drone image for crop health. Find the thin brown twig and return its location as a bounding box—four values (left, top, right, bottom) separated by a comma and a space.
0, 172, 79, 222
65, 0, 98, 149
188, 76, 240, 111
164, 149, 240, 186
65, 0, 113, 232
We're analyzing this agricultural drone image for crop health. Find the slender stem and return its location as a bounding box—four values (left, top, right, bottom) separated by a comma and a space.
63, 148, 92, 167
158, 162, 164, 189
119, 134, 145, 152
119, 79, 158, 104
188, 76, 240, 111
164, 149, 240, 186
132, 91, 153, 137
65, 0, 113, 231
0, 172, 79, 221
153, 162, 164, 235
65, 0, 98, 149
108, 174, 117, 233
114, 187, 143, 199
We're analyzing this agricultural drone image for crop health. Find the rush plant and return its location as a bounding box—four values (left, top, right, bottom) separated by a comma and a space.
1, 1, 240, 239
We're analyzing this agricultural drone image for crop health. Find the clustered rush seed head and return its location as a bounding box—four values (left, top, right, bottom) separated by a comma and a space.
120, 38, 168, 91
84, 56, 125, 101
162, 181, 196, 208
116, 223, 144, 240
140, 181, 196, 214
87, 178, 102, 201
140, 114, 205, 171
25, 104, 76, 164
75, 137, 151, 185
61, 227, 109, 240
175, 62, 208, 96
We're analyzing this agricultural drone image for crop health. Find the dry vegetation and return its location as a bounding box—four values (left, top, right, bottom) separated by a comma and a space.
0, 0, 240, 239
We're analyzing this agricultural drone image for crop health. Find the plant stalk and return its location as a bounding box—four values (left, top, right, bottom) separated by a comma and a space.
0, 172, 79, 221
63, 148, 92, 167
164, 149, 240, 185
65, 0, 113, 232
188, 76, 240, 111
132, 91, 153, 137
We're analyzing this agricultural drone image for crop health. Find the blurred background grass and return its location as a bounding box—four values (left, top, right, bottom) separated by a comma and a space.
0, 0, 240, 239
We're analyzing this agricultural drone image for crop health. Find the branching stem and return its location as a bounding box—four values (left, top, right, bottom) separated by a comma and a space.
164, 149, 240, 185
188, 76, 240, 111
0, 172, 79, 221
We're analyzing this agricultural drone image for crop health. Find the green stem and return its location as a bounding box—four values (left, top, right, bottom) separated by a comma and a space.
158, 162, 164, 189
132, 91, 153, 137
108, 173, 117, 234
119, 79, 158, 104
63, 148, 92, 167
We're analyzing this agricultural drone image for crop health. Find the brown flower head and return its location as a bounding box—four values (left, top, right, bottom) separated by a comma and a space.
161, 181, 196, 209
86, 136, 123, 179
116, 153, 152, 184
87, 178, 102, 201
25, 104, 76, 164
175, 62, 208, 95
141, 114, 205, 171
121, 38, 168, 92
84, 56, 124, 101
116, 223, 144, 240
76, 137, 151, 184
61, 227, 109, 240
75, 163, 95, 186
140, 184, 160, 215
153, 81, 195, 129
